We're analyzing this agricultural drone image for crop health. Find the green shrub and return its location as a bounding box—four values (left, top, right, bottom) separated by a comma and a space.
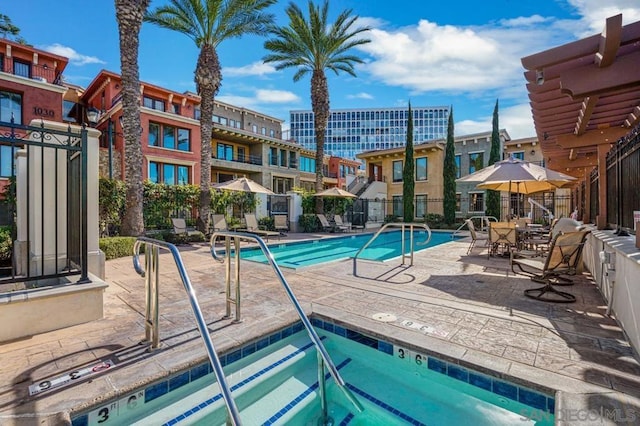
99, 237, 138, 260
258, 216, 274, 231
0, 226, 12, 261
383, 215, 397, 224
299, 214, 318, 232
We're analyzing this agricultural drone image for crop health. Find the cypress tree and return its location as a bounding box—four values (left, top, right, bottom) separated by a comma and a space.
403, 102, 415, 222
443, 107, 456, 224
485, 99, 501, 219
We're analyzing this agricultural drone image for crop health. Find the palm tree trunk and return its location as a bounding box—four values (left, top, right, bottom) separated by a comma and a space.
115, 0, 149, 236
311, 70, 329, 213
195, 44, 221, 233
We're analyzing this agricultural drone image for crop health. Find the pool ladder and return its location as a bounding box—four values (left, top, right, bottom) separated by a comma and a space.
353, 222, 432, 277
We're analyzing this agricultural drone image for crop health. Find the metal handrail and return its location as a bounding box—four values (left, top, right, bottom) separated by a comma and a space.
452, 215, 498, 237
210, 231, 364, 417
133, 237, 242, 426
352, 223, 432, 277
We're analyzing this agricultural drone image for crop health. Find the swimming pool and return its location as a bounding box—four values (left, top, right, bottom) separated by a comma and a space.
239, 230, 459, 269
71, 319, 555, 425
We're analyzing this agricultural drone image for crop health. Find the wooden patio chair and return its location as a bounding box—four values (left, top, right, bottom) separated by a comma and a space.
511, 230, 591, 303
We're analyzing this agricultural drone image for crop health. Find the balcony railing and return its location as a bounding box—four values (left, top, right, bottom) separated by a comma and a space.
1, 57, 63, 85
213, 153, 262, 166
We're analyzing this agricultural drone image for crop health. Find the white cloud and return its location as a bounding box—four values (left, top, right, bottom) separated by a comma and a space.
347, 92, 374, 100
39, 43, 105, 66
455, 103, 535, 139
567, 0, 640, 36
256, 89, 300, 103
223, 61, 277, 77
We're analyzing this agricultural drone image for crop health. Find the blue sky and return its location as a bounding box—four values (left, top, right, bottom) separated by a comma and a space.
5, 0, 640, 139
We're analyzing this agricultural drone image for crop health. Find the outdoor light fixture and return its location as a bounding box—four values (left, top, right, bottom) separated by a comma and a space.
86, 107, 101, 126
531, 149, 536, 155
535, 69, 544, 85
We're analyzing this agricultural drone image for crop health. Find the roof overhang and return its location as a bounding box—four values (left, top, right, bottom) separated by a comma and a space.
521, 14, 640, 174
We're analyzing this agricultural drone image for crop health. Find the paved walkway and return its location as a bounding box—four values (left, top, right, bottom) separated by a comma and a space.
1, 231, 639, 425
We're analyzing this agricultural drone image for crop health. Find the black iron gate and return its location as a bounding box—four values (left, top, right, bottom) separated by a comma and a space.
0, 119, 88, 286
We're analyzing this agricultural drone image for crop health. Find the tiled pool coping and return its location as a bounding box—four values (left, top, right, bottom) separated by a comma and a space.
71, 317, 554, 425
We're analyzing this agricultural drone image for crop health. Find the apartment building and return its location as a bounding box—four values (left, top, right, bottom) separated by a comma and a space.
290, 106, 450, 163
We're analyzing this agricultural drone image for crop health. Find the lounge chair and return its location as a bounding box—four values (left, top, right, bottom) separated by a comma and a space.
244, 213, 280, 241
511, 230, 590, 303
273, 215, 289, 234
171, 218, 201, 241
210, 214, 228, 234
332, 215, 351, 232
316, 214, 335, 232
488, 221, 517, 258
464, 218, 488, 255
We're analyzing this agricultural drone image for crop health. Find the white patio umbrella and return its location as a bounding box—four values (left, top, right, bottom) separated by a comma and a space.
212, 177, 275, 195
456, 158, 576, 217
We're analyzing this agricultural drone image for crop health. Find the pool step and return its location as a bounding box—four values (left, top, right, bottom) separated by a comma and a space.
129, 333, 321, 425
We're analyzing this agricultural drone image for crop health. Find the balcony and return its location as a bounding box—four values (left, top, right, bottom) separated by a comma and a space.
213, 153, 262, 166
1, 58, 63, 85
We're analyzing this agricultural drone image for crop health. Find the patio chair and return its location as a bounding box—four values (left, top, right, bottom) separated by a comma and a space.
511, 230, 590, 303
332, 215, 352, 232
273, 215, 289, 235
488, 222, 517, 258
171, 218, 201, 241
244, 213, 280, 241
316, 214, 335, 232
209, 214, 229, 234
464, 219, 489, 255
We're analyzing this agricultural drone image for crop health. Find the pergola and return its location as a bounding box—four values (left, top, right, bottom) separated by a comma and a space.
521, 14, 640, 227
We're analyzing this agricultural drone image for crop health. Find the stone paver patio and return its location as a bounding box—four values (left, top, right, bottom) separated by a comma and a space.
0, 230, 638, 425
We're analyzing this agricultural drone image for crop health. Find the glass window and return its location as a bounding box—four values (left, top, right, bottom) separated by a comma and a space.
149, 162, 159, 183
280, 149, 287, 167
415, 194, 427, 218
289, 151, 296, 168
216, 143, 233, 161
177, 128, 190, 151
13, 60, 30, 78
194, 107, 201, 120
512, 151, 524, 160
177, 166, 189, 185
171, 103, 180, 114
252, 124, 258, 133
163, 125, 176, 149
270, 147, 278, 165
237, 147, 245, 163
62, 100, 78, 123
469, 192, 484, 212
392, 160, 403, 183
456, 193, 461, 212
143, 96, 165, 111
270, 129, 275, 137
416, 157, 427, 181
148, 123, 160, 146
469, 153, 484, 174
0, 145, 17, 177
393, 195, 403, 217
0, 91, 22, 124
163, 163, 175, 185
455, 155, 461, 179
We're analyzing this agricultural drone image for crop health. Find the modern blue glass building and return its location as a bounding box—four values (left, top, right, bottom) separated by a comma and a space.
289, 106, 450, 163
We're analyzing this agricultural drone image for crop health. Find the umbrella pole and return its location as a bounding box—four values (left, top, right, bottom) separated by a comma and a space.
516, 182, 521, 218
508, 181, 512, 222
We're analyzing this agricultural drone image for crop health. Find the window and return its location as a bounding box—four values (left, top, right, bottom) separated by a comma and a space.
0, 145, 17, 177
0, 91, 22, 124
415, 194, 427, 218
194, 107, 201, 120
512, 151, 524, 160
279, 149, 287, 167
469, 152, 484, 174
261, 127, 267, 135
469, 192, 484, 212
455, 193, 461, 212
455, 155, 461, 179
62, 100, 78, 123
171, 103, 180, 114
289, 151, 297, 168
149, 161, 189, 185
300, 156, 315, 173
237, 147, 245, 163
13, 59, 30, 78
393, 195, 403, 217
392, 160, 403, 182
270, 129, 275, 138
269, 147, 278, 165
272, 177, 292, 194
416, 157, 427, 181
143, 96, 165, 111
252, 124, 258, 133
148, 122, 190, 151
217, 143, 234, 161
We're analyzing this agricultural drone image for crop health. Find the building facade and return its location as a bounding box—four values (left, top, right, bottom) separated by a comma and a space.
290, 106, 450, 163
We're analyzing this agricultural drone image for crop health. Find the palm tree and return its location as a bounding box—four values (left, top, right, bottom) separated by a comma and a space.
146, 0, 276, 233
115, 0, 150, 236
263, 0, 370, 213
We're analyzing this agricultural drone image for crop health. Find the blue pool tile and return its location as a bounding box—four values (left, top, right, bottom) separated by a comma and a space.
145, 381, 168, 402
169, 371, 189, 391
468, 372, 492, 391
322, 321, 335, 333
339, 412, 354, 425
219, 354, 227, 367
518, 388, 547, 410
242, 342, 256, 357
256, 337, 270, 351
281, 326, 293, 338
334, 324, 347, 337
269, 331, 282, 344
226, 349, 242, 364
548, 397, 555, 413
378, 340, 393, 355
427, 357, 447, 374
190, 363, 209, 381
71, 415, 88, 426
447, 364, 469, 382
346, 328, 362, 340
311, 318, 322, 327
492, 379, 518, 401
292, 321, 304, 333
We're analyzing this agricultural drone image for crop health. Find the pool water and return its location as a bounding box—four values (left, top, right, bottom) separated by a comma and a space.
239, 230, 459, 268
72, 320, 554, 426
